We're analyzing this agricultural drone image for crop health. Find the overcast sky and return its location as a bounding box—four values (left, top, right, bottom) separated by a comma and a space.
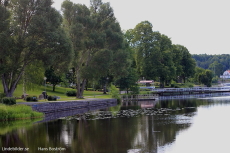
52, 0, 230, 55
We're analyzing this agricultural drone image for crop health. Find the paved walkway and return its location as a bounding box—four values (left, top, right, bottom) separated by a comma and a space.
18, 98, 111, 105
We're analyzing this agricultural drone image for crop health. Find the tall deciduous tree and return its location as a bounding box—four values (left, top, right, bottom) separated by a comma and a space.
208, 61, 223, 77
129, 21, 177, 87
45, 66, 62, 92
0, 0, 73, 97
199, 70, 213, 87
172, 44, 196, 83
180, 46, 196, 83
62, 0, 127, 98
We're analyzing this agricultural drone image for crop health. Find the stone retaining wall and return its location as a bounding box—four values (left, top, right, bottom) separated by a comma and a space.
31, 99, 117, 114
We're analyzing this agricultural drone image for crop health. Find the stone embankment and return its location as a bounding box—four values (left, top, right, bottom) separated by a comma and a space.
22, 99, 117, 114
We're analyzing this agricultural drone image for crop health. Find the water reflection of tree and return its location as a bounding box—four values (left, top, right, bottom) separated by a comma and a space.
1, 132, 28, 153
72, 118, 139, 153
3, 98, 227, 152
155, 99, 198, 109
0, 119, 40, 153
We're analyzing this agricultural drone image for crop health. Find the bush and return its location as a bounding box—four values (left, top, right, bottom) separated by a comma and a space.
171, 82, 194, 88
130, 85, 140, 94
109, 84, 120, 100
154, 82, 160, 87
139, 88, 151, 91
47, 96, 57, 101
26, 96, 38, 102
0, 93, 6, 99
66, 91, 76, 96
2, 97, 16, 105
0, 104, 44, 120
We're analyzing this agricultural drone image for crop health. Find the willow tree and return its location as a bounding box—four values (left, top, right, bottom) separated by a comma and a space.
62, 0, 126, 98
0, 0, 73, 97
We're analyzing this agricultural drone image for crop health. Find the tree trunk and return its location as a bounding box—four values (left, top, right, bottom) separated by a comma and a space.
52, 84, 56, 92
80, 79, 87, 97
76, 69, 85, 99
2, 75, 17, 97
1, 67, 24, 97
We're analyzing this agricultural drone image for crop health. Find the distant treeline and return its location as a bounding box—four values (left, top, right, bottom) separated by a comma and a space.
192, 54, 230, 73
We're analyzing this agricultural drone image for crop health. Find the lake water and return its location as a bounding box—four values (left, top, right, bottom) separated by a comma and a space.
1, 93, 230, 153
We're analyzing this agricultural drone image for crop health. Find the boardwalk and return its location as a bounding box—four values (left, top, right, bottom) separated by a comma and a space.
121, 87, 230, 101
152, 87, 230, 96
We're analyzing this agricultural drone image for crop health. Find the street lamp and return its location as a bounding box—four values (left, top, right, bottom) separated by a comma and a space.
43, 77, 47, 100
103, 77, 109, 94
44, 77, 47, 92
93, 81, 95, 98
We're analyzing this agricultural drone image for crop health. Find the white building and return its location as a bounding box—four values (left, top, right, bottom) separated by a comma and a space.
220, 70, 230, 79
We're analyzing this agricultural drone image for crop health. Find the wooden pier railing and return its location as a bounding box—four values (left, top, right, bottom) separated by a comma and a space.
121, 94, 159, 101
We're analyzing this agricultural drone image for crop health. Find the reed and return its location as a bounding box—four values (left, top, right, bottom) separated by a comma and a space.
0, 104, 44, 120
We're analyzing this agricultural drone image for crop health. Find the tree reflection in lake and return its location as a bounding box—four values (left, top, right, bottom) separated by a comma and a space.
1, 94, 230, 153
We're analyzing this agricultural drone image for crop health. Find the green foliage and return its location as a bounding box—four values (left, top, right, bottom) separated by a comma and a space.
66, 91, 76, 97
174, 45, 196, 82
1, 0, 73, 97
139, 88, 151, 91
0, 119, 42, 135
192, 54, 230, 71
116, 67, 139, 93
45, 66, 63, 92
109, 84, 120, 101
171, 82, 194, 88
194, 67, 213, 87
0, 104, 44, 121
2, 97, 16, 105
47, 96, 57, 101
0, 93, 6, 100
199, 70, 213, 87
62, 0, 126, 98
212, 76, 219, 83
208, 61, 223, 77
22, 61, 45, 91
26, 96, 38, 102
127, 21, 195, 87
130, 85, 140, 94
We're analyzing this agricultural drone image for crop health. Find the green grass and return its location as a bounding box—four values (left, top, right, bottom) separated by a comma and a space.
0, 104, 44, 120
0, 83, 112, 102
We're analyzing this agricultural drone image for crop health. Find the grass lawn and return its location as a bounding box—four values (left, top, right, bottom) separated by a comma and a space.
0, 84, 112, 102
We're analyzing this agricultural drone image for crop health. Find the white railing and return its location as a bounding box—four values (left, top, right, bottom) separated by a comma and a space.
152, 87, 230, 92
121, 94, 159, 100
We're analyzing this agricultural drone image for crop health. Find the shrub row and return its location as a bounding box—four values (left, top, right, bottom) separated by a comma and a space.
48, 96, 57, 101
1, 97, 16, 105
26, 96, 38, 102
66, 91, 76, 96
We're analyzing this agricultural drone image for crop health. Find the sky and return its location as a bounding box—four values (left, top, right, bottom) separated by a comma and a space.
52, 0, 230, 55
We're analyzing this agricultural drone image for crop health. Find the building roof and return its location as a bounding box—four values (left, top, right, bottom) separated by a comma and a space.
223, 70, 230, 75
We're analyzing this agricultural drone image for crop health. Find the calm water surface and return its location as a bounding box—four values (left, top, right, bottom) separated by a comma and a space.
1, 93, 230, 153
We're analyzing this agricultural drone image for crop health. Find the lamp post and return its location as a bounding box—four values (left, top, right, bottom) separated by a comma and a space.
103, 77, 109, 94
44, 77, 47, 92
43, 77, 47, 100
93, 81, 95, 98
